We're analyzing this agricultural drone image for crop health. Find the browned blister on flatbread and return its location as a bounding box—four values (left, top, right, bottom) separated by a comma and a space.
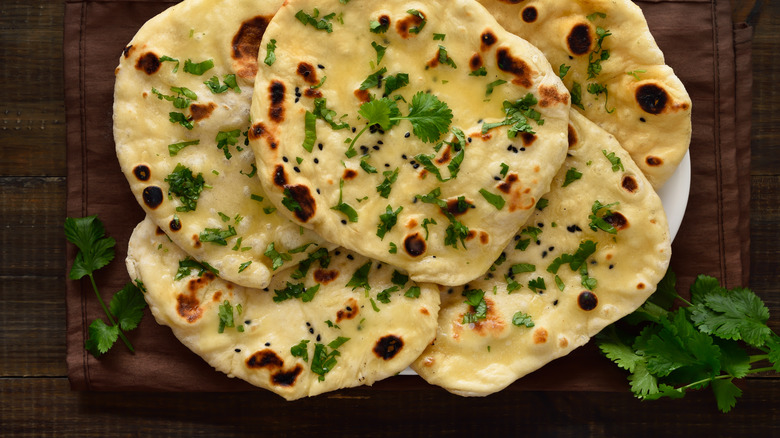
250, 0, 570, 287
127, 217, 439, 400
478, 0, 692, 188
412, 110, 671, 395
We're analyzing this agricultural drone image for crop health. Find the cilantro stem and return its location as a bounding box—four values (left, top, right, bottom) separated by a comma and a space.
746, 366, 775, 374
89, 273, 135, 353
749, 354, 768, 363
348, 124, 371, 156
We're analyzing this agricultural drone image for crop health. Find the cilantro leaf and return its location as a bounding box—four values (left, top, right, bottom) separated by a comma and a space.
346, 261, 372, 291
406, 9, 426, 34
711, 378, 742, 413
331, 179, 358, 222
512, 311, 535, 328
403, 92, 453, 143
65, 216, 116, 280
377, 205, 402, 239
109, 282, 146, 331
264, 39, 277, 66
690, 285, 772, 347
602, 149, 624, 172
264, 242, 292, 270
84, 319, 119, 357
295, 9, 336, 33
183, 59, 214, 76
165, 164, 206, 212
562, 167, 583, 187
479, 188, 505, 210
291, 340, 310, 362
376, 168, 399, 198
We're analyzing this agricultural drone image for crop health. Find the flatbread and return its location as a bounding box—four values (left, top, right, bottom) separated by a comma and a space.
250, 0, 571, 286
126, 217, 440, 400
478, 0, 691, 188
114, 0, 334, 290
411, 110, 671, 396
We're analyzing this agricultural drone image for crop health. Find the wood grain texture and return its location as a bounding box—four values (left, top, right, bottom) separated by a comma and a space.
0, 0, 66, 177
1, 378, 778, 436
0, 0, 777, 434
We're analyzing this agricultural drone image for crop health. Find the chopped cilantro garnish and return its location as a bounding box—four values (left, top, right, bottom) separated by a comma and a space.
421, 218, 437, 240
369, 19, 389, 34
376, 167, 399, 198
377, 205, 403, 239
433, 33, 446, 40
215, 129, 241, 159
512, 311, 535, 328
282, 188, 302, 212
264, 39, 277, 66
587, 27, 612, 79
311, 337, 350, 381
383, 72, 409, 97
479, 188, 505, 210
602, 149, 624, 172
165, 163, 205, 212
391, 270, 409, 287
183, 58, 214, 76
199, 225, 236, 246
217, 300, 236, 333
295, 9, 336, 33
547, 240, 597, 274
406, 9, 426, 34
469, 66, 487, 77
437, 45, 457, 68
589, 200, 620, 234
626, 69, 647, 81
536, 198, 549, 211
571, 82, 585, 110
346, 261, 372, 292
159, 55, 180, 72
462, 289, 487, 324
359, 67, 388, 90
152, 87, 195, 109
168, 139, 199, 156
404, 286, 421, 298
169, 112, 193, 130
485, 79, 507, 97
302, 111, 317, 152
290, 339, 309, 362
331, 179, 358, 222
264, 242, 292, 270
587, 83, 615, 113
528, 277, 546, 293
511, 263, 536, 275
562, 167, 583, 187
558, 64, 571, 79
273, 281, 320, 303
481, 94, 543, 138
377, 286, 399, 304
175, 257, 219, 280
371, 41, 386, 65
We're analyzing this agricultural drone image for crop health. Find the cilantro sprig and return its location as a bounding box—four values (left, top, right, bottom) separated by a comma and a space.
349, 92, 453, 151
65, 216, 146, 357
597, 270, 780, 413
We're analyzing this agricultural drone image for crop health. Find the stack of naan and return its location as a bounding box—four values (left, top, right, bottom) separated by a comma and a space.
113, 0, 690, 399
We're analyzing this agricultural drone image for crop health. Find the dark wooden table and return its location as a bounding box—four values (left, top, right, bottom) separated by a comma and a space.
2, 0, 777, 435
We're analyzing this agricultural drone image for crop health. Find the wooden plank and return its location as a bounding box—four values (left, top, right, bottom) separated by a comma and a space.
750, 0, 780, 176
0, 0, 66, 177
0, 377, 777, 436
0, 177, 66, 277
749, 174, 780, 330
0, 278, 66, 377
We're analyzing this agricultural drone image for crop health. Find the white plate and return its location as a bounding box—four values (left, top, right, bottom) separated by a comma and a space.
657, 150, 691, 241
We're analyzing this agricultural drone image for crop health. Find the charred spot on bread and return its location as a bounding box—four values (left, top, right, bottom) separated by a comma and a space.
135, 52, 161, 75
403, 233, 426, 257
646, 156, 664, 166
567, 24, 592, 55
189, 102, 216, 121
480, 30, 497, 50
396, 11, 425, 39
169, 216, 182, 231
521, 7, 538, 22
271, 364, 303, 387
123, 45, 134, 58
469, 53, 483, 70
269, 80, 286, 122
273, 165, 288, 187
133, 165, 151, 181
621, 175, 639, 193
636, 83, 669, 114
232, 16, 271, 78
286, 185, 317, 222
296, 62, 318, 85
246, 349, 284, 369
313, 269, 339, 284
336, 297, 359, 322
578, 291, 598, 311
142, 186, 163, 209
176, 293, 202, 323
567, 124, 578, 148
496, 48, 533, 88
604, 212, 629, 230
373, 335, 404, 360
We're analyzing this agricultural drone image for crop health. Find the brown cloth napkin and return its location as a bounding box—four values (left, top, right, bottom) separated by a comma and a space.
65, 0, 752, 392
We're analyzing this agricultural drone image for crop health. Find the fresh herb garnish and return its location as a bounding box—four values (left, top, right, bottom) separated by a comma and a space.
597, 270, 780, 413
215, 129, 241, 159
165, 163, 206, 212
485, 79, 507, 97
512, 311, 535, 328
302, 111, 317, 152
462, 289, 487, 324
291, 340, 310, 362
514, 226, 542, 251
152, 86, 196, 109
383, 73, 409, 97
587, 82, 615, 113
406, 9, 426, 34
626, 69, 647, 81
510, 263, 536, 275
589, 200, 620, 234
199, 225, 236, 246
312, 97, 349, 130
331, 179, 358, 222
421, 218, 437, 240
295, 9, 336, 33
346, 261, 372, 292
217, 300, 238, 333
168, 139, 200, 156
369, 19, 389, 34
371, 41, 386, 65
405, 286, 421, 298
547, 240, 597, 274
558, 64, 571, 79
587, 26, 612, 79
273, 281, 320, 303
436, 45, 457, 68
359, 67, 388, 91
479, 188, 505, 210
176, 257, 219, 280
562, 167, 583, 187
159, 55, 180, 72
377, 205, 403, 239
264, 242, 293, 270
65, 216, 145, 357
481, 94, 543, 138
602, 149, 624, 172
377, 168, 399, 198
570, 82, 585, 110
183, 58, 214, 75
311, 337, 350, 381
528, 277, 546, 293
264, 39, 277, 66
169, 111, 194, 130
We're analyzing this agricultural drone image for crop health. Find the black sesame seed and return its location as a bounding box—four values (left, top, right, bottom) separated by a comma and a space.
402, 154, 408, 160
520, 147, 526, 152
316, 188, 321, 194
317, 64, 325, 69
235, 348, 241, 352
412, 163, 420, 169
308, 328, 314, 334
352, 127, 357, 133
295, 97, 300, 103
282, 156, 288, 162
537, 223, 544, 227
316, 334, 321, 341
372, 145, 380, 150
385, 163, 390, 167
377, 140, 384, 145
609, 264, 614, 269
494, 176, 501, 181
347, 254, 354, 260
293, 166, 300, 173
265, 342, 271, 346
553, 300, 559, 306
306, 322, 311, 327
318, 143, 324, 150
640, 117, 646, 123
341, 220, 347, 224
542, 251, 547, 258
245, 320, 251, 325
404, 132, 411, 138
314, 158, 319, 164
467, 137, 472, 143
548, 246, 554, 251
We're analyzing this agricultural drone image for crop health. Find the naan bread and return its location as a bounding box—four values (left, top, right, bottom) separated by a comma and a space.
114, 0, 333, 290
250, 0, 570, 286
127, 217, 440, 400
478, 0, 691, 188
412, 110, 671, 396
